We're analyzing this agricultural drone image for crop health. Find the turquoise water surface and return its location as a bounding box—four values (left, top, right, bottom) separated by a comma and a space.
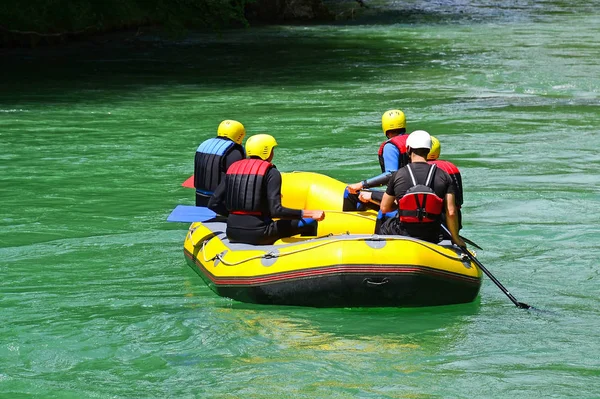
1, 1, 599, 397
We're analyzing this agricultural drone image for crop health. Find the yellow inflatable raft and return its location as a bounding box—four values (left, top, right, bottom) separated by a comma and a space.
182, 172, 482, 307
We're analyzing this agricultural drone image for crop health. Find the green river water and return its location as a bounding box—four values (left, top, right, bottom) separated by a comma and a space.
1, 1, 599, 397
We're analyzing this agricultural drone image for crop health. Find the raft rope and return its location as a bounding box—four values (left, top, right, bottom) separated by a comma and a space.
187, 226, 200, 247
201, 233, 344, 266
198, 233, 467, 267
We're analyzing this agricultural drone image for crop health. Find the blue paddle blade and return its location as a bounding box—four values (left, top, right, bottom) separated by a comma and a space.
167, 205, 217, 222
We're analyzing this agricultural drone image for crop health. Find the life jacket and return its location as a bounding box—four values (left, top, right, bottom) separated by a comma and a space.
428, 159, 463, 207
224, 158, 273, 216
378, 135, 409, 173
194, 137, 245, 195
398, 164, 444, 224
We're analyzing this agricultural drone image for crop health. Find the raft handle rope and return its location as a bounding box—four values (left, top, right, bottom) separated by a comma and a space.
201, 234, 349, 266
186, 226, 200, 247
199, 233, 467, 267
460, 252, 472, 261
199, 232, 340, 264
201, 242, 293, 265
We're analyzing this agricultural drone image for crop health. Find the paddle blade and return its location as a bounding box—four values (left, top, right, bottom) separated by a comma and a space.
167, 205, 217, 222
182, 175, 194, 188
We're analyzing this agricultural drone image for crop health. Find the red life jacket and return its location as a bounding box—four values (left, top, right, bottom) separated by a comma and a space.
428, 159, 463, 207
378, 135, 409, 173
398, 164, 444, 224
225, 159, 273, 216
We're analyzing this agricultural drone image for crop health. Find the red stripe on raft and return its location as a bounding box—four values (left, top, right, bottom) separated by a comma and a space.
212, 267, 423, 285
184, 249, 480, 287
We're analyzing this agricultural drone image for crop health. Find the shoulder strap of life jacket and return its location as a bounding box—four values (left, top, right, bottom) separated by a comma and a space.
405, 163, 436, 187
399, 164, 442, 223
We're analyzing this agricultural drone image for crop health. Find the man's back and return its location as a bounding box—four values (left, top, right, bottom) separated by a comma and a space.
387, 162, 454, 200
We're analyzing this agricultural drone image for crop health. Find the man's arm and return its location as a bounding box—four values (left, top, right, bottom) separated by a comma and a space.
380, 193, 397, 214
266, 169, 325, 220
265, 168, 304, 219
347, 172, 392, 194
358, 189, 384, 204
207, 180, 229, 216
444, 193, 465, 247
382, 142, 400, 173
347, 143, 401, 194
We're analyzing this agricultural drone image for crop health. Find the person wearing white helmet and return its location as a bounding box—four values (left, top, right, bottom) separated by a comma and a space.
194, 120, 246, 206
379, 130, 465, 246
208, 134, 325, 245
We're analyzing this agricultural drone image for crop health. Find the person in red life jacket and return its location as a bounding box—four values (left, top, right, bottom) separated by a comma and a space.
194, 120, 246, 207
379, 130, 465, 247
428, 136, 464, 230
208, 134, 326, 245
343, 109, 410, 211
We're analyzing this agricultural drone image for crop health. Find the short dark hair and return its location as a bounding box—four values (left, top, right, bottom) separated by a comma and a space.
410, 148, 430, 158
386, 128, 406, 137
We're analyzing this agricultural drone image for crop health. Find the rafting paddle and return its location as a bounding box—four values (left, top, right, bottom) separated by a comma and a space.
458, 235, 483, 251
441, 224, 534, 310
461, 245, 533, 310
182, 175, 194, 188
167, 204, 379, 226
167, 205, 221, 222
439, 226, 482, 250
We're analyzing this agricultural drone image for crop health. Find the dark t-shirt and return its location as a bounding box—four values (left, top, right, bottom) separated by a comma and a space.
384, 162, 455, 241
385, 162, 455, 200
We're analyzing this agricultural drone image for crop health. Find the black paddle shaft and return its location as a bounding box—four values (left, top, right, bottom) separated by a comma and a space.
460, 247, 531, 310
440, 224, 532, 310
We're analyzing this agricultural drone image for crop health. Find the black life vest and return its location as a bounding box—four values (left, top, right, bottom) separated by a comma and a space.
194, 137, 244, 195
398, 164, 444, 224
378, 135, 409, 173
225, 158, 273, 216
428, 159, 463, 207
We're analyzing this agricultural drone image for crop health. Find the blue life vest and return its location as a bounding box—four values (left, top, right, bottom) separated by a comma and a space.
194, 137, 244, 195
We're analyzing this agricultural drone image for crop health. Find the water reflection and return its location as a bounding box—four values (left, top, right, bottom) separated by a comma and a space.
221, 299, 480, 340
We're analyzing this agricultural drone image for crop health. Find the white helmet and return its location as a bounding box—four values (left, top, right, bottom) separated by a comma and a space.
406, 130, 432, 150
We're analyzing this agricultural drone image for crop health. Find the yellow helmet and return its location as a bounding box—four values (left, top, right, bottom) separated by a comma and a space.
217, 120, 245, 144
245, 134, 278, 160
381, 109, 406, 134
428, 136, 441, 160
